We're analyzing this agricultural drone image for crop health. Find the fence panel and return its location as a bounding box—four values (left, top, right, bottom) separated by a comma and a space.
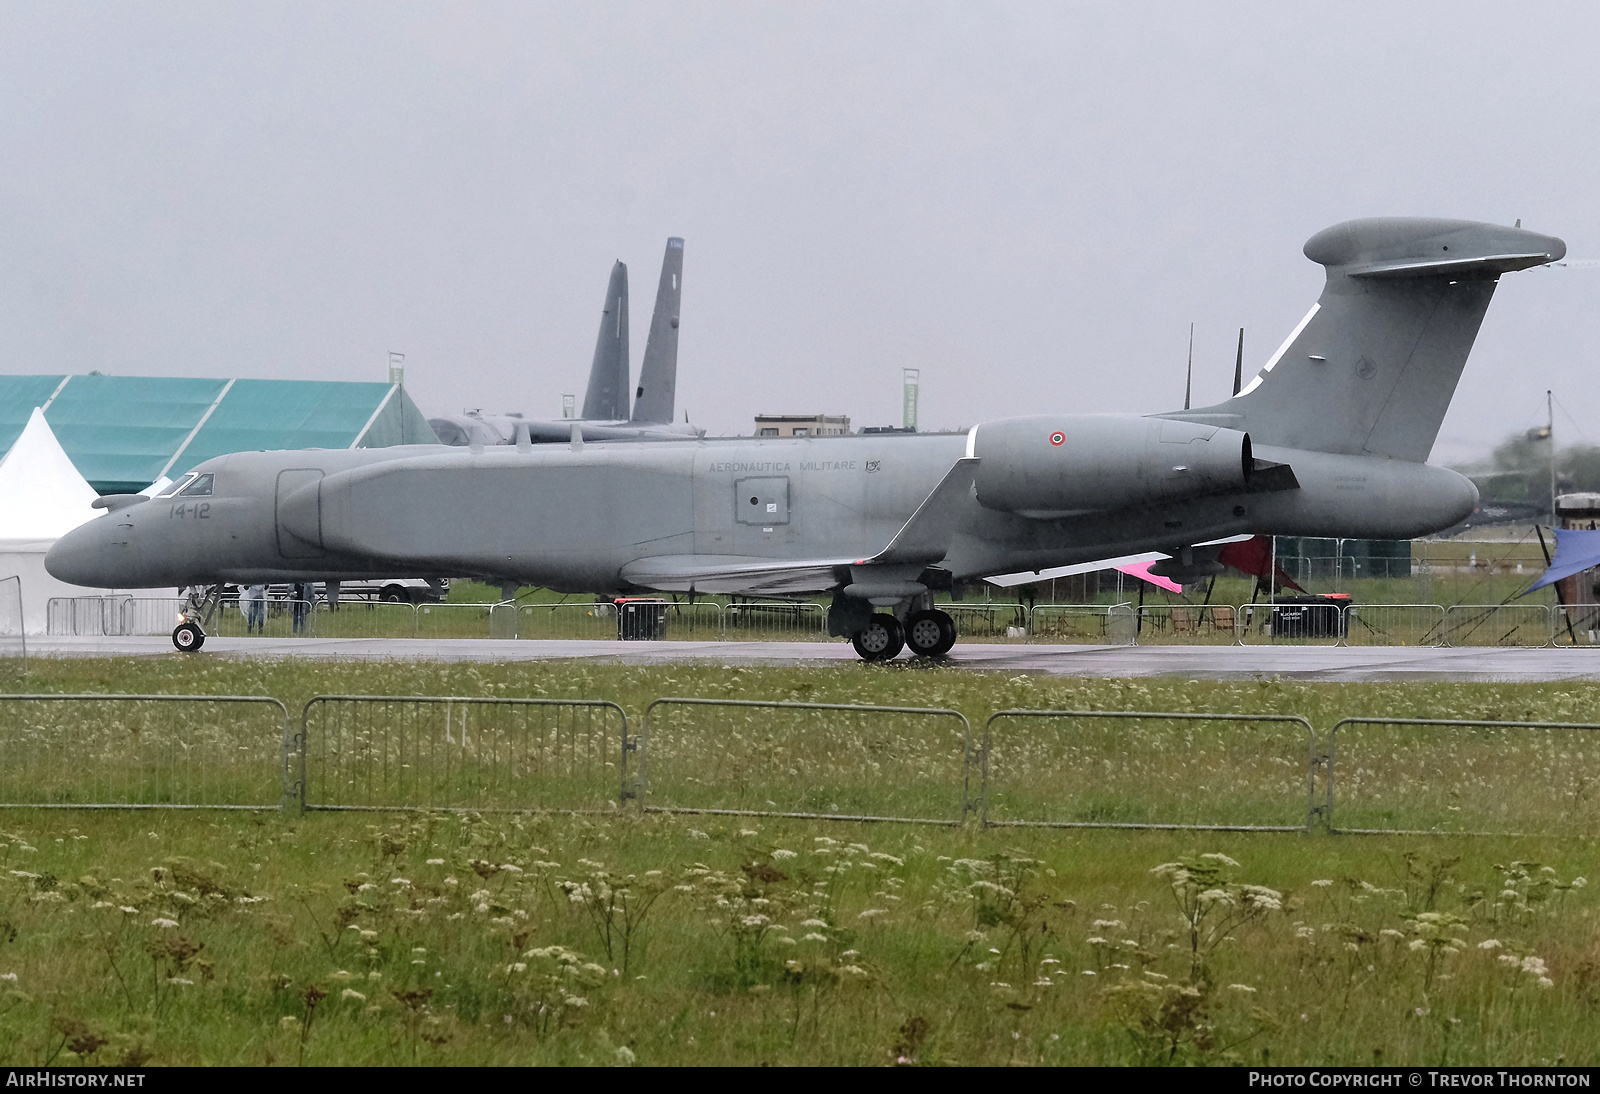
1236, 602, 1346, 645
414, 602, 504, 639
1028, 603, 1136, 645
0, 576, 23, 673
980, 710, 1314, 831
660, 601, 725, 641
206, 598, 315, 638
722, 600, 827, 641
0, 695, 289, 808
1343, 604, 1446, 647
299, 696, 628, 812
1133, 605, 1240, 645
1326, 717, 1600, 835
514, 602, 622, 640
1442, 604, 1551, 647
639, 698, 973, 824
1551, 605, 1600, 646
944, 603, 1032, 642
311, 601, 418, 638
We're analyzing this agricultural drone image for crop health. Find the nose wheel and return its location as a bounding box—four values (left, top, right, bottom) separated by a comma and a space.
905, 609, 957, 657
850, 614, 904, 661
172, 621, 206, 652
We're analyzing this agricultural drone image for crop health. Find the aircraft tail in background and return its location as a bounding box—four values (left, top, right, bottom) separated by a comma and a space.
1168, 217, 1564, 462
580, 260, 630, 421
631, 237, 683, 425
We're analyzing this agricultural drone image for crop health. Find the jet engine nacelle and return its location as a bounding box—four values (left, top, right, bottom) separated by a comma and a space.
970, 415, 1253, 517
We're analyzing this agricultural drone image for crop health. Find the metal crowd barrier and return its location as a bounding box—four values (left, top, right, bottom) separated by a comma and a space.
7, 690, 1600, 838
1323, 716, 1600, 836
637, 697, 974, 824
0, 694, 291, 809
297, 695, 629, 812
1440, 604, 1552, 648
0, 575, 23, 672
1028, 603, 1137, 644
980, 709, 1316, 831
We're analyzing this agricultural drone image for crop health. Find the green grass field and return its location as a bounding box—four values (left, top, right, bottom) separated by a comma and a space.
2, 658, 1599, 1065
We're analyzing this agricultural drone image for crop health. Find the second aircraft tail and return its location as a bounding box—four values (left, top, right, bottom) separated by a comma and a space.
631, 237, 684, 425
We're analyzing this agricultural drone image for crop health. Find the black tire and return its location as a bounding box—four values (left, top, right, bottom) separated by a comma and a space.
850, 614, 904, 661
905, 609, 957, 657
172, 622, 205, 652
381, 584, 407, 603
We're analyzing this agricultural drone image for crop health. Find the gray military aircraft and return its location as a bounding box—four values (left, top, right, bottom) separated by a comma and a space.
427, 238, 702, 446
47, 217, 1564, 658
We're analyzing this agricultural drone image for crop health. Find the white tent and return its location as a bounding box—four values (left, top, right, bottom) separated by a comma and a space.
0, 407, 111, 634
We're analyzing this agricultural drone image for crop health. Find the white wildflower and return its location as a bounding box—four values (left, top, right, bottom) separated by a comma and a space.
341, 988, 366, 1002
858, 909, 887, 919
1477, 939, 1502, 950
151, 917, 180, 929
1201, 853, 1241, 867
771, 850, 798, 861
1310, 879, 1333, 887
425, 859, 445, 866
1227, 984, 1257, 993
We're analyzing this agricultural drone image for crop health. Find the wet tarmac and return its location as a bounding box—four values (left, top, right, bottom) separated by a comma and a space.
24, 635, 1600, 681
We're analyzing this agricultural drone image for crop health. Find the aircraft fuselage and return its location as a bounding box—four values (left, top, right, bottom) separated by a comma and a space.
44, 423, 1476, 593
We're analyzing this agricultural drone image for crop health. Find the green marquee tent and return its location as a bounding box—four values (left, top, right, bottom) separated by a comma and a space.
0, 374, 438, 494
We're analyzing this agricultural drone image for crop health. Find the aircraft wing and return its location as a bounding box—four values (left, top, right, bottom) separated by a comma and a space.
619, 458, 981, 595
983, 535, 1254, 588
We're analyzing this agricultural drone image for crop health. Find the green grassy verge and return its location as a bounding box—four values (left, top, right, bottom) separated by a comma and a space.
1, 660, 1598, 1065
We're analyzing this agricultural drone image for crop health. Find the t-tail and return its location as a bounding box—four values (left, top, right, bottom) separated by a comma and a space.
1169, 217, 1565, 462
631, 237, 683, 425
580, 260, 630, 421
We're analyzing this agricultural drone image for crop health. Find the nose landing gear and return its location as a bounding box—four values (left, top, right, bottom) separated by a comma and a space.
171, 584, 223, 652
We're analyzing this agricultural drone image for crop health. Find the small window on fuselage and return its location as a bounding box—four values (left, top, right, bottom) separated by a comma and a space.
177, 473, 215, 497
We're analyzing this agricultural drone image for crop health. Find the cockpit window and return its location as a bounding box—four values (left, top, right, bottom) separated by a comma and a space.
177, 473, 215, 497
157, 472, 198, 498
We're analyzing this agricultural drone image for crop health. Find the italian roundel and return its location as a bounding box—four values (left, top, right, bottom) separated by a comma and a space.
1048, 431, 1066, 446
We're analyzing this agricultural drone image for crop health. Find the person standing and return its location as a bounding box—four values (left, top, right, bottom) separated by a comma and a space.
244, 583, 267, 634
291, 582, 313, 634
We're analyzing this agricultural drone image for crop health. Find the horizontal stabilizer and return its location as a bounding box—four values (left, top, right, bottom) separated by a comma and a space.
1349, 252, 1554, 280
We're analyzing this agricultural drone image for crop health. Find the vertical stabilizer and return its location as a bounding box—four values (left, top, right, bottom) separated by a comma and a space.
1170, 218, 1564, 462
581, 261, 630, 420
631, 237, 683, 424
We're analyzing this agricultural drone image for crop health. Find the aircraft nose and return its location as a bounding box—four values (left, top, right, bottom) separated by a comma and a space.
44, 516, 127, 588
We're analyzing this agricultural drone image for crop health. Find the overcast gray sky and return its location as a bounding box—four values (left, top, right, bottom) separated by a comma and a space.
3, 2, 1597, 462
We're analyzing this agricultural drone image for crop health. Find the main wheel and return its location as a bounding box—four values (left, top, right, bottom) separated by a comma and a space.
172, 622, 205, 652
905, 609, 957, 657
381, 584, 407, 603
850, 613, 904, 661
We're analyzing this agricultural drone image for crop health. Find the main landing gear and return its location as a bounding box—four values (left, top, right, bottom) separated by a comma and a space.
849, 608, 958, 662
